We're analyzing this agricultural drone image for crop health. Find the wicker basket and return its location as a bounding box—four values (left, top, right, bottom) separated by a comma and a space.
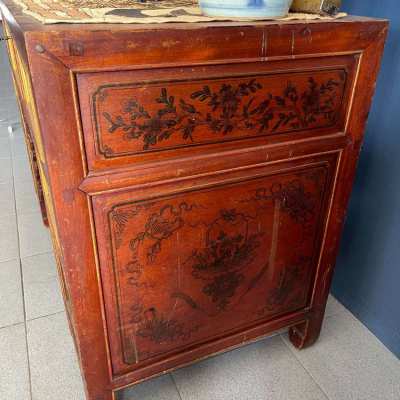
291, 0, 341, 15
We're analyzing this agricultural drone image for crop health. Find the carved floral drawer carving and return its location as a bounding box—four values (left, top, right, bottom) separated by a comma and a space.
94, 71, 345, 156
92, 159, 333, 374
77, 56, 356, 172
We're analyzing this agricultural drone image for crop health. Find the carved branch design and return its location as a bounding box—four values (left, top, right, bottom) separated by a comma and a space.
111, 206, 143, 248
102, 77, 343, 151
261, 256, 311, 313
129, 202, 199, 263
242, 180, 315, 224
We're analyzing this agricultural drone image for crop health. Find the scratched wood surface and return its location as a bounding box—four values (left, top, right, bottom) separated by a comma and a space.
93, 161, 332, 374
0, 1, 388, 398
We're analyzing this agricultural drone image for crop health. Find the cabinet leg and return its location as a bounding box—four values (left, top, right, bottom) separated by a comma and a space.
288, 312, 324, 349
86, 388, 116, 400
16, 108, 49, 227
27, 135, 49, 228
36, 180, 49, 227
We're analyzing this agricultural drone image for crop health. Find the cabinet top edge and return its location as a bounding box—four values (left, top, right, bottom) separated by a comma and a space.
0, 0, 388, 36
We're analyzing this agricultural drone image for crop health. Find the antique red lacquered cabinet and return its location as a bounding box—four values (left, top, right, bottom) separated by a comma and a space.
0, 2, 388, 398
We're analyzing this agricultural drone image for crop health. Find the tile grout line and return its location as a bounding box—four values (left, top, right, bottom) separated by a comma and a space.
19, 259, 35, 400
20, 250, 55, 261
0, 320, 25, 331
0, 255, 19, 263
9, 128, 34, 400
0, 309, 76, 329
170, 373, 184, 400
27, 310, 65, 323
278, 334, 332, 400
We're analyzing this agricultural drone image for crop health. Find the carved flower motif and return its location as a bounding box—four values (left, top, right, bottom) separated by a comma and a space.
137, 308, 185, 344
209, 232, 244, 270
203, 272, 245, 310
254, 180, 315, 224
185, 209, 263, 310
145, 212, 183, 242
129, 203, 195, 262
191, 209, 260, 278
189, 228, 262, 310
135, 306, 198, 344
276, 181, 315, 224
102, 76, 341, 151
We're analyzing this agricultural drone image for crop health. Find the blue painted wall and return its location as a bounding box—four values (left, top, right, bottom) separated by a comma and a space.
332, 0, 400, 357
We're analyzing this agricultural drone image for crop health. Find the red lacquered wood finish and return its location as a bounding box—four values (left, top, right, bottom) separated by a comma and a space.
93, 157, 334, 374
0, 2, 388, 398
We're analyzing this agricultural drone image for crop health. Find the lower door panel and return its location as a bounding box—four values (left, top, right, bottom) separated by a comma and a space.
91, 154, 337, 375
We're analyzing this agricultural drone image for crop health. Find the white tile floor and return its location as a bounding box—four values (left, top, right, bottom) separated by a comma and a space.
1, 41, 400, 400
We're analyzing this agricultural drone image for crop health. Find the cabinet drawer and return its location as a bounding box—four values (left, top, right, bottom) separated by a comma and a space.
91, 153, 337, 376
77, 55, 357, 172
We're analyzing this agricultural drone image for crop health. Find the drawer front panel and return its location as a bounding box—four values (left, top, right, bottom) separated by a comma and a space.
93, 70, 344, 155
92, 156, 336, 375
77, 56, 356, 171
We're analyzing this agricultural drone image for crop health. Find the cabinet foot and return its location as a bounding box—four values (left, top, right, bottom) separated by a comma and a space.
289, 313, 324, 350
87, 390, 115, 400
